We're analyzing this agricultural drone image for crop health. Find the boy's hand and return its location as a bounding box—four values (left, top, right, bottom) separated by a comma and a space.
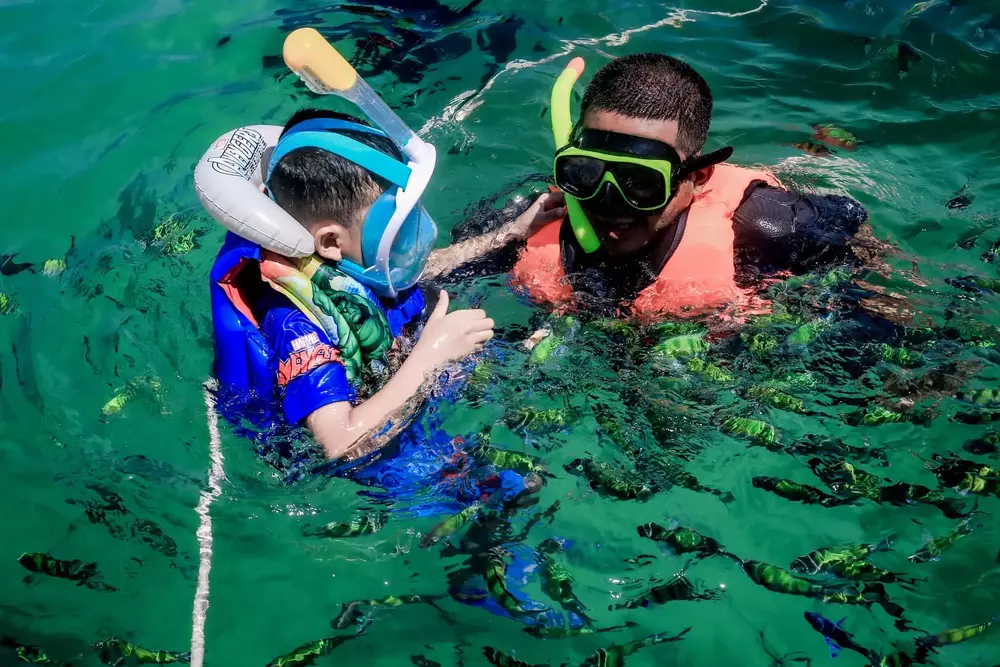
411, 291, 494, 370
506, 191, 567, 242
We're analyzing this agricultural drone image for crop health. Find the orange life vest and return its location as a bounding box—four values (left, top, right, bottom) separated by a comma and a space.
510, 163, 780, 320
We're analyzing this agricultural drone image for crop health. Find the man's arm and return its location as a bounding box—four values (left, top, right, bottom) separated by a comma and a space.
421, 191, 565, 281
732, 182, 877, 277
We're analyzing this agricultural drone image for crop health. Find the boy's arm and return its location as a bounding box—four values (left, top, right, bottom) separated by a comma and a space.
279, 291, 492, 460
305, 358, 430, 460
421, 191, 565, 281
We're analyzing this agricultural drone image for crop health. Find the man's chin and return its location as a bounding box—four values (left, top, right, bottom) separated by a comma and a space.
596, 231, 649, 256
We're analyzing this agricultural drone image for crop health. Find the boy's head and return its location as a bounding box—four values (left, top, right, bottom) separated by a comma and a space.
577, 53, 715, 256
267, 108, 404, 264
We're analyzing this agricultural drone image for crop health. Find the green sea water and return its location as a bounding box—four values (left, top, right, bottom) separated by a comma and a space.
2, 0, 1000, 665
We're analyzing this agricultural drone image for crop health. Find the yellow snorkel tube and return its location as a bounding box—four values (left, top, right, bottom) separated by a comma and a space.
281, 28, 438, 296
551, 57, 600, 254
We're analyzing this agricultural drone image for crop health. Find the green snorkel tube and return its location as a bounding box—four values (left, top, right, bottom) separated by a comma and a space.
551, 57, 601, 254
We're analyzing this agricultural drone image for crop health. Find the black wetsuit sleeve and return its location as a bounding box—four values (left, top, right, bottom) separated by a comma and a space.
732, 181, 869, 283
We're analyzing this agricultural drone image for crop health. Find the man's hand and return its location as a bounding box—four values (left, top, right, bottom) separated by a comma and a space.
505, 191, 567, 242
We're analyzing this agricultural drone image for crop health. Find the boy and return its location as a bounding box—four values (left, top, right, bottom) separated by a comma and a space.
207, 108, 563, 503
499, 53, 885, 319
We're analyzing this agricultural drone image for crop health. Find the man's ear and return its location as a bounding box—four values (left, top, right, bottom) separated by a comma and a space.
689, 164, 716, 193
313, 222, 349, 262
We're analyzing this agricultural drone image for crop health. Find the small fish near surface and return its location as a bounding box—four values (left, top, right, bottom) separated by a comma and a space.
908, 518, 981, 564
263, 635, 353, 667
420, 503, 483, 548
791, 140, 834, 157
963, 430, 1000, 456
645, 454, 734, 504
790, 538, 893, 577
93, 637, 191, 665
18, 552, 116, 592
306, 511, 389, 539
875, 344, 925, 368
981, 236, 1000, 264
475, 445, 548, 476
789, 434, 888, 467
812, 124, 859, 150
952, 407, 1000, 425
331, 594, 447, 631
609, 573, 724, 610
486, 548, 550, 618
747, 386, 808, 414
947, 275, 1000, 295
732, 558, 908, 624
753, 476, 853, 507
579, 627, 691, 667
805, 612, 873, 660
820, 583, 912, 631
757, 630, 812, 667
945, 184, 974, 210
482, 647, 546, 667
636, 522, 727, 559
0, 637, 71, 666
564, 458, 656, 502
792, 538, 919, 586
505, 406, 573, 433
524, 621, 636, 640
843, 405, 928, 427
806, 458, 966, 517
733, 558, 836, 599
914, 614, 999, 661
130, 518, 179, 559
880, 481, 971, 519
537, 538, 588, 619
686, 357, 734, 382
867, 650, 918, 667
955, 388, 1000, 408
650, 333, 708, 359
720, 417, 779, 447
808, 459, 883, 501
924, 454, 1000, 497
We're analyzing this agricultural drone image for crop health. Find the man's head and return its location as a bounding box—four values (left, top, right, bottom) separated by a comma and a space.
576, 53, 715, 255
267, 108, 404, 264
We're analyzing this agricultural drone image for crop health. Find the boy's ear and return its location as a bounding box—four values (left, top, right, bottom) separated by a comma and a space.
313, 222, 349, 262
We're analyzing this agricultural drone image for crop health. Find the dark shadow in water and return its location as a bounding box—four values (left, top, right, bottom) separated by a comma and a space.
260, 1, 528, 104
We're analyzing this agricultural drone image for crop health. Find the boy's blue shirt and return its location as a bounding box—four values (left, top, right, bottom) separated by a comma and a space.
257, 284, 426, 425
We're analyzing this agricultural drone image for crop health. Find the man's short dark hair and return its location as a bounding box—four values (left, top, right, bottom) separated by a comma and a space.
268, 108, 404, 228
580, 53, 713, 157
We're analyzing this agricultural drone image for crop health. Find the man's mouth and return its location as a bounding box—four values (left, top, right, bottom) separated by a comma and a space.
593, 216, 640, 240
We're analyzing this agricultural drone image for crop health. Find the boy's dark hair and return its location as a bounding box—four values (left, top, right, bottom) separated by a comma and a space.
580, 53, 713, 157
268, 108, 404, 228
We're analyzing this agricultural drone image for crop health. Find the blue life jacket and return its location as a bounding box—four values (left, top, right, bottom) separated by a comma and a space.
210, 233, 273, 397
210, 232, 426, 401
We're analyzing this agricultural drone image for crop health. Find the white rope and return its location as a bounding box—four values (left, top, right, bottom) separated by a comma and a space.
419, 0, 769, 136
190, 380, 226, 667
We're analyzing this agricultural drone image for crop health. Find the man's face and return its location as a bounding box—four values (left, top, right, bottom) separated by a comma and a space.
580, 110, 695, 257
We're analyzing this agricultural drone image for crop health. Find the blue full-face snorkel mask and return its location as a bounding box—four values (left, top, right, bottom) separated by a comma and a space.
266, 117, 438, 299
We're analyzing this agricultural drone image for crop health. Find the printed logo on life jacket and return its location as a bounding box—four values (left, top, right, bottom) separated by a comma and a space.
208, 127, 265, 180
290, 332, 320, 352
278, 343, 342, 386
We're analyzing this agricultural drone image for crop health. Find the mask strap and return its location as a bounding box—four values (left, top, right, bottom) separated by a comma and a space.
675, 146, 734, 182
